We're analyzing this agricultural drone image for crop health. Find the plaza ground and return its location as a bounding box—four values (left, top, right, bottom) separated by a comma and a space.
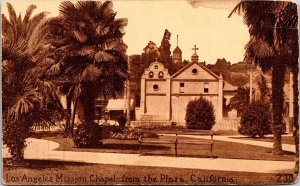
39, 135, 294, 161
2, 132, 297, 185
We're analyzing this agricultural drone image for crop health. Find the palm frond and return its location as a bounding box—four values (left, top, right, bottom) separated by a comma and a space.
71, 30, 88, 43
6, 2, 17, 25
27, 11, 49, 37
80, 64, 102, 82
47, 63, 61, 76
94, 50, 114, 62
12, 88, 39, 121
245, 36, 274, 59
59, 1, 76, 19
2, 14, 13, 36
23, 4, 37, 24
105, 39, 128, 52
228, 1, 244, 18
72, 46, 96, 57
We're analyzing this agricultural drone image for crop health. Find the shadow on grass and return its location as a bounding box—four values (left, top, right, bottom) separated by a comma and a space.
71, 143, 171, 152
213, 130, 240, 136
229, 136, 295, 146
273, 151, 295, 155
30, 131, 63, 139
176, 154, 217, 159
96, 143, 170, 151
3, 159, 92, 170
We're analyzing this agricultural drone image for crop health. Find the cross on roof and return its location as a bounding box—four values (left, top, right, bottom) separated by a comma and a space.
192, 45, 199, 54
155, 57, 159, 61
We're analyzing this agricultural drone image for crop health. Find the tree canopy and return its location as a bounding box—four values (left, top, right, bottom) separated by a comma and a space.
229, 1, 298, 155
2, 2, 63, 161
42, 1, 129, 123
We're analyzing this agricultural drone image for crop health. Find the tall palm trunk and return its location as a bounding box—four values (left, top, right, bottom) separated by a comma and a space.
272, 57, 285, 155
80, 83, 96, 123
70, 97, 78, 136
81, 95, 96, 123
64, 94, 72, 135
292, 66, 299, 174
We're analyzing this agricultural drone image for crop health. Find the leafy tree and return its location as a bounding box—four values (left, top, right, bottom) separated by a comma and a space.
209, 58, 231, 76
158, 29, 176, 75
2, 3, 63, 161
42, 1, 129, 128
239, 100, 272, 138
230, 1, 298, 155
128, 55, 142, 106
136, 30, 176, 78
185, 97, 215, 130
174, 60, 190, 72
139, 41, 160, 78
141, 41, 160, 67
206, 60, 251, 87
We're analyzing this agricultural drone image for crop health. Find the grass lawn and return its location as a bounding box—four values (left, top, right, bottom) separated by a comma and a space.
2, 159, 296, 185
35, 133, 295, 161
229, 135, 295, 145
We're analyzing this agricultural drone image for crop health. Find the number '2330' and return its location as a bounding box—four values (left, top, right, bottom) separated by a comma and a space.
276, 174, 294, 183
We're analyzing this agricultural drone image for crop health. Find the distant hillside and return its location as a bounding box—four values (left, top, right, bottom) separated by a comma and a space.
206, 59, 272, 87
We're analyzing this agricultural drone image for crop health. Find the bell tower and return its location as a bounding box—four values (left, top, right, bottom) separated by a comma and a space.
172, 35, 182, 63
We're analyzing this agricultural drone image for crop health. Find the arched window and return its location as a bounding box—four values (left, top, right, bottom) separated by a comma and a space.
158, 71, 164, 78
149, 71, 154, 78
153, 84, 159, 91
154, 65, 158, 69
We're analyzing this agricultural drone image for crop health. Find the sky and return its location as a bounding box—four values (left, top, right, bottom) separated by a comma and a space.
2, 0, 250, 64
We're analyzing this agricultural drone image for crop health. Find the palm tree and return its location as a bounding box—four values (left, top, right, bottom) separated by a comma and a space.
229, 87, 250, 116
2, 3, 63, 161
41, 1, 129, 127
229, 1, 298, 156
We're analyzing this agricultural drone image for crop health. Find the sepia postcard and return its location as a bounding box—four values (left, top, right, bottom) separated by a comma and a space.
2, 0, 299, 185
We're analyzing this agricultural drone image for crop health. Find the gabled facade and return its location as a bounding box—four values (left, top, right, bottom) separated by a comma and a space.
137, 60, 223, 125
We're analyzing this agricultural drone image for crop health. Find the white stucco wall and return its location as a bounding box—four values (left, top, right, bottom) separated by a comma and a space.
171, 95, 218, 126
139, 61, 223, 124
171, 81, 219, 94
145, 96, 168, 119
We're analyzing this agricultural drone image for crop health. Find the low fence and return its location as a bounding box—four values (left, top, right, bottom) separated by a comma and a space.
131, 120, 172, 127
213, 117, 240, 131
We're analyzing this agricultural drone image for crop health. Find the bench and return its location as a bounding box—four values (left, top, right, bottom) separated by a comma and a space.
138, 129, 214, 158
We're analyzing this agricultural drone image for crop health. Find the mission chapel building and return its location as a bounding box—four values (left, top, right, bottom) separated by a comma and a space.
135, 59, 224, 126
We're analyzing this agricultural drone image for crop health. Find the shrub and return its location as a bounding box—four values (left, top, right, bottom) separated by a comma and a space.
117, 115, 127, 130
135, 125, 185, 131
238, 101, 272, 137
73, 122, 102, 148
185, 97, 216, 130
110, 128, 158, 140
3, 120, 31, 161
100, 126, 111, 139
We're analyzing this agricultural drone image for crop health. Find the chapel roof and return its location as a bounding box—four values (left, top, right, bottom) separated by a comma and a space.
171, 61, 219, 79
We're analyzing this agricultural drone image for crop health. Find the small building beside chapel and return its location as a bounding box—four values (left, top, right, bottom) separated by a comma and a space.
136, 60, 223, 126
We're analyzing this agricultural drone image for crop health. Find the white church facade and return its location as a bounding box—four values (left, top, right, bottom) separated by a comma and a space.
136, 60, 223, 126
